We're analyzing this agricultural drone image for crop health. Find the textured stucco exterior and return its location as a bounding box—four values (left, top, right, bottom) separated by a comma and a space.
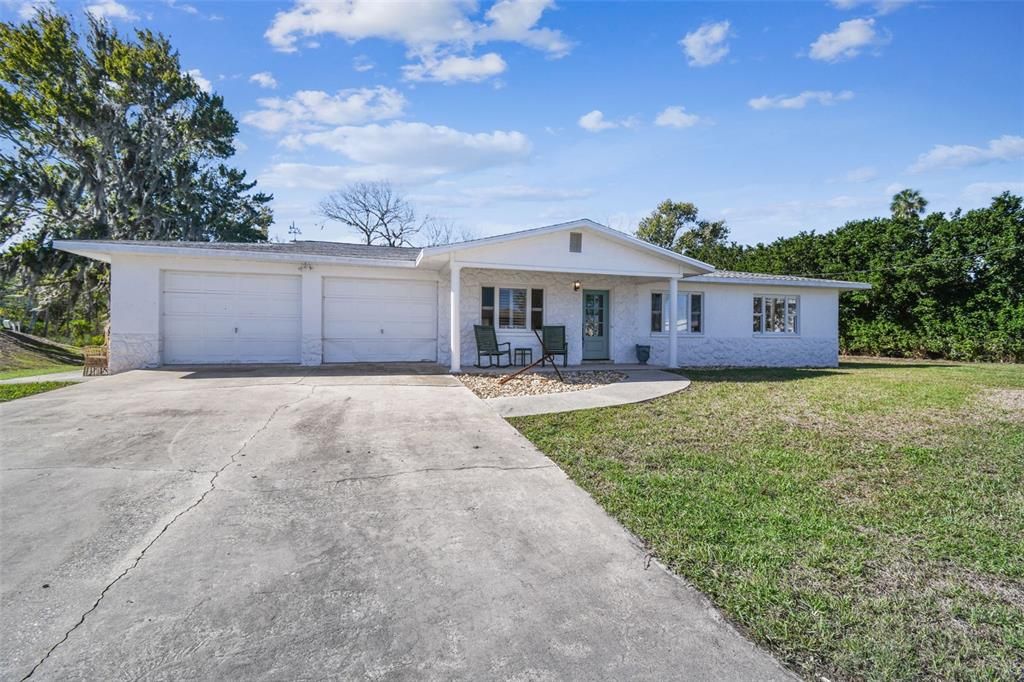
93, 222, 851, 372
454, 272, 839, 369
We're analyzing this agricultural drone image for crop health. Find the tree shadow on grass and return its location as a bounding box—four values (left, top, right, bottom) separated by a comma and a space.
672, 367, 844, 383
839, 360, 964, 370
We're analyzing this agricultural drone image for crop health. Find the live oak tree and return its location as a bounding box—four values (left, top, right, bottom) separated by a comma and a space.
0, 10, 272, 336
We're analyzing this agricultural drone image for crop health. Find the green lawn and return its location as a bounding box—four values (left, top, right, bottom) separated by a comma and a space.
510, 359, 1024, 681
0, 381, 76, 402
0, 364, 79, 380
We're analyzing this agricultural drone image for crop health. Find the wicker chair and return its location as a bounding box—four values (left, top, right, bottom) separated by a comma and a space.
82, 345, 108, 376
473, 325, 511, 368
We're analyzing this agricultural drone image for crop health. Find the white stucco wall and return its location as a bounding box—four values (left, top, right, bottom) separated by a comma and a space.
106, 252, 841, 372
454, 272, 840, 369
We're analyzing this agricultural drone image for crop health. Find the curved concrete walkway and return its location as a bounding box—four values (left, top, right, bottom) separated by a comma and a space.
486, 369, 690, 417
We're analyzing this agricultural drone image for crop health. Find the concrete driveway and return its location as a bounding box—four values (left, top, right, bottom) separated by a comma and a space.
1, 366, 790, 681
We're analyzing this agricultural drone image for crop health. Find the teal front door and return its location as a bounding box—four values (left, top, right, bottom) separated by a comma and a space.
582, 289, 610, 360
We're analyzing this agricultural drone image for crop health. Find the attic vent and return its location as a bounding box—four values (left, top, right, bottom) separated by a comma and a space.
569, 232, 583, 253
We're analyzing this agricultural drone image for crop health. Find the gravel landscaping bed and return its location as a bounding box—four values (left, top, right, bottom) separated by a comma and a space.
459, 370, 627, 399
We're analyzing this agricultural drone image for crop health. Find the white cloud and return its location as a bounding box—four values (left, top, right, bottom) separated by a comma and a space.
185, 69, 212, 94
264, 0, 571, 83
85, 0, 137, 20
748, 90, 854, 110
279, 121, 532, 184
962, 181, 1024, 202
830, 0, 914, 15
165, 0, 198, 15
4, 0, 51, 19
809, 18, 885, 62
578, 110, 634, 132
842, 166, 878, 183
909, 135, 1024, 173
680, 20, 731, 67
477, 0, 573, 57
353, 55, 375, 72
249, 72, 278, 89
402, 52, 507, 83
412, 184, 593, 208
260, 163, 359, 191
654, 106, 701, 128
243, 86, 406, 133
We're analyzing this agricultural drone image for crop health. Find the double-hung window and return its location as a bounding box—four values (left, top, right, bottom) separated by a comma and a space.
481, 286, 543, 330
650, 291, 703, 334
753, 295, 798, 334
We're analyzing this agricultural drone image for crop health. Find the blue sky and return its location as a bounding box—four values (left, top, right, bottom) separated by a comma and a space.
5, 0, 1023, 245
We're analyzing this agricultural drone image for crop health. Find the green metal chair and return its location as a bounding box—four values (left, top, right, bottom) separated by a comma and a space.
473, 325, 511, 368
541, 325, 568, 367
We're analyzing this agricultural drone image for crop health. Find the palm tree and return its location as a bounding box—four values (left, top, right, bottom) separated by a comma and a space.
890, 189, 928, 220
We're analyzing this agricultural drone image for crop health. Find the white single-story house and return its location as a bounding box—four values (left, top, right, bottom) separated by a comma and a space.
55, 219, 870, 374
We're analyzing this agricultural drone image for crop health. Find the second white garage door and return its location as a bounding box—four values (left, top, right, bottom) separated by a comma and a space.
323, 277, 438, 363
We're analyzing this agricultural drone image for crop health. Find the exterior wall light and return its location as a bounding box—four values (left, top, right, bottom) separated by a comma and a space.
573, 280, 581, 291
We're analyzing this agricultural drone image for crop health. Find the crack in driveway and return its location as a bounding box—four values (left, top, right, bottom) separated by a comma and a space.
19, 386, 317, 681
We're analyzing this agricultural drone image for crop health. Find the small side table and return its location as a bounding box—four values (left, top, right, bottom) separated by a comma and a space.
514, 347, 533, 367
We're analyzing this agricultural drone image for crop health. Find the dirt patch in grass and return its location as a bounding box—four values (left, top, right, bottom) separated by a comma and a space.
980, 389, 1024, 421
459, 370, 626, 399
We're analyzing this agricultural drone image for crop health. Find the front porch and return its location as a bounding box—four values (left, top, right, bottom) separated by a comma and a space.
446, 265, 688, 373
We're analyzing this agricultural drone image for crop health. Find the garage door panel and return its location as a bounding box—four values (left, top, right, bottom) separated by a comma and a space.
164, 271, 236, 293
233, 295, 299, 317
323, 338, 437, 363
322, 277, 437, 363
162, 271, 301, 365
237, 273, 300, 295
165, 316, 235, 339
164, 338, 236, 365
322, 277, 425, 299
237, 318, 300, 338
236, 340, 301, 363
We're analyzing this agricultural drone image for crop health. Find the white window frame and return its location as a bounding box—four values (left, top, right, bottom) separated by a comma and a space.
650, 290, 704, 335
484, 285, 544, 332
752, 294, 800, 336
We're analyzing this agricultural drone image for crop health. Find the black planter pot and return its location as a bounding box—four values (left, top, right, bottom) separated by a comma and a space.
635, 344, 651, 365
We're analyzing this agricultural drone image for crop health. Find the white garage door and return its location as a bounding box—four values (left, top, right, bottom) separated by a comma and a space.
323, 277, 437, 363
162, 271, 301, 364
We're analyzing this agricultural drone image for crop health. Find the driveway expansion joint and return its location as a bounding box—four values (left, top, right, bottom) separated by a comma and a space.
18, 386, 316, 681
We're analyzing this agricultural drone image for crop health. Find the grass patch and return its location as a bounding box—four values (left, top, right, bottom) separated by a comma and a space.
0, 381, 75, 402
510, 358, 1024, 681
0, 364, 79, 380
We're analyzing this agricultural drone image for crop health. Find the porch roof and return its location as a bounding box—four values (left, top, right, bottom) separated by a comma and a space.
683, 270, 872, 291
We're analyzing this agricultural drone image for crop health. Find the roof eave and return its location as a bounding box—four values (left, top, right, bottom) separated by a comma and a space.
53, 240, 420, 268
682, 274, 871, 290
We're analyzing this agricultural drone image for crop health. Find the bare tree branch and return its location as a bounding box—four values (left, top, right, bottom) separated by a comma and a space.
421, 218, 476, 246
317, 181, 424, 246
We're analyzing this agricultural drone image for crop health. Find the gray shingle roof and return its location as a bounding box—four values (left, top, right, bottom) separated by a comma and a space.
72, 240, 422, 262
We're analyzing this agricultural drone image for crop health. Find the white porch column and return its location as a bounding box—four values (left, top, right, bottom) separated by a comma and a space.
668, 277, 679, 368
449, 257, 462, 372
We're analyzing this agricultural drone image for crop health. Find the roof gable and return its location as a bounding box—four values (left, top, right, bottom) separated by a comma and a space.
420, 219, 715, 275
